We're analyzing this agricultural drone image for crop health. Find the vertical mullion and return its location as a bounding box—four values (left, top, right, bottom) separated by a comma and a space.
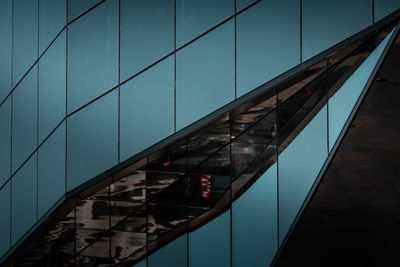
118, 0, 121, 164
300, 0, 302, 63
9, 0, 14, 249
36, 0, 40, 223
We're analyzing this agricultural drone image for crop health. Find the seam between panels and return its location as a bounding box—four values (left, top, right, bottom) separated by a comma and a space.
118, 0, 121, 164
231, 2, 236, 267
9, 0, 14, 249
300, 0, 302, 63
65, 0, 69, 198
276, 91, 280, 250
174, 0, 177, 134
36, 0, 40, 223
326, 59, 330, 155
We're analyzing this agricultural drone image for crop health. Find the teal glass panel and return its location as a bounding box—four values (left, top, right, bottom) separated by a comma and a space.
237, 0, 300, 97
176, 0, 234, 47
189, 210, 230, 267
0, 0, 12, 102
278, 106, 328, 244
38, 123, 65, 218
39, 0, 66, 54
375, 0, 400, 22
11, 153, 37, 245
0, 182, 11, 256
133, 259, 146, 267
67, 90, 118, 191
68, 0, 102, 22
0, 97, 11, 186
232, 163, 278, 267
12, 66, 38, 173
236, 0, 257, 12
12, 0, 38, 87
67, 0, 118, 113
302, 0, 371, 61
176, 20, 235, 130
120, 56, 174, 161
328, 29, 394, 151
148, 234, 187, 267
39, 31, 66, 143
120, 0, 174, 81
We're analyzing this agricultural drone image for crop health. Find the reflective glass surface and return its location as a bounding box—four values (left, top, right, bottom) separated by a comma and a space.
176, 20, 235, 130
0, 97, 11, 186
237, 0, 300, 97
120, 0, 174, 81
67, 0, 118, 113
39, 0, 66, 53
12, 66, 38, 173
11, 154, 37, 245
68, 0, 102, 22
120, 56, 174, 161
0, 181, 11, 256
176, 0, 234, 47
0, 0, 12, 102
38, 31, 66, 143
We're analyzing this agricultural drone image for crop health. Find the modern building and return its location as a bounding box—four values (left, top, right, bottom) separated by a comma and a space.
0, 0, 399, 266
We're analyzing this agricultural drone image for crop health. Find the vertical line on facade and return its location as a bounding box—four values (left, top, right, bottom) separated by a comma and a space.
372, 0, 375, 24
108, 185, 112, 264
118, 0, 121, 164
145, 162, 149, 267
326, 59, 330, 154
276, 91, 280, 248
300, 0, 303, 63
9, 0, 14, 247
174, 0, 177, 133
234, 0, 237, 100
65, 0, 69, 195
36, 0, 40, 222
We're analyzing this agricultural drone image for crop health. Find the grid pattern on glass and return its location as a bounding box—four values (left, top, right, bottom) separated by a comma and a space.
7, 21, 397, 266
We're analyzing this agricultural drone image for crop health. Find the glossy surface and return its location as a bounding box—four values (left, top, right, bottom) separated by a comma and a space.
68, 0, 102, 22
67, 0, 118, 113
176, 0, 234, 47
67, 90, 118, 190
237, 0, 300, 97
11, 154, 37, 245
39, 0, 65, 53
0, 181, 10, 256
12, 0, 38, 86
38, 123, 65, 218
38, 31, 66, 143
0, 97, 11, 186
375, 0, 400, 22
12, 66, 37, 173
276, 31, 400, 267
120, 0, 174, 81
0, 0, 12, 102
176, 20, 235, 130
120, 57, 174, 161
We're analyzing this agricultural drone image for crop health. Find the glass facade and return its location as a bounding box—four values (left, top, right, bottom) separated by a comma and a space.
0, 0, 398, 266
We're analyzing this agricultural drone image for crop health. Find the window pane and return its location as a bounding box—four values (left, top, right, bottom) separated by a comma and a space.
0, 97, 11, 186
0, 0, 12, 101
39, 0, 66, 53
67, 0, 118, 113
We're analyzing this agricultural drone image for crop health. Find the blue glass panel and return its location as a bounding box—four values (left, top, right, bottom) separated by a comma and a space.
375, 0, 400, 22
0, 0, 12, 102
39, 31, 66, 143
278, 106, 328, 244
176, 0, 234, 47
120, 0, 174, 81
12, 0, 38, 87
237, 0, 257, 11
0, 97, 11, 186
189, 210, 230, 267
236, 0, 300, 97
39, 0, 66, 54
38, 123, 65, 218
120, 56, 174, 161
302, 0, 371, 61
11, 153, 37, 245
0, 182, 10, 256
328, 29, 394, 151
232, 163, 278, 267
67, 90, 118, 191
67, 0, 118, 113
133, 259, 146, 267
68, 0, 102, 22
12, 66, 38, 173
148, 234, 187, 267
176, 20, 235, 130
